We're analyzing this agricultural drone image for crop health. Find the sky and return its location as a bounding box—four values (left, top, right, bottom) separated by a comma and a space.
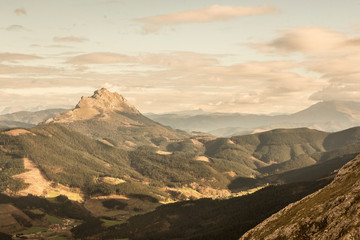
1, 0, 360, 114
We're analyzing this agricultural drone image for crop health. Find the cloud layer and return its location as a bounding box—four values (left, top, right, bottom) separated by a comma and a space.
0, 53, 41, 62
247, 26, 360, 103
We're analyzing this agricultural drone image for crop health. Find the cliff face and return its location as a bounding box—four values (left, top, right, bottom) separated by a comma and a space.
240, 154, 360, 240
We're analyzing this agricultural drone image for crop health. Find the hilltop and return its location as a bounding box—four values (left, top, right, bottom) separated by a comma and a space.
45, 88, 140, 123
44, 88, 188, 148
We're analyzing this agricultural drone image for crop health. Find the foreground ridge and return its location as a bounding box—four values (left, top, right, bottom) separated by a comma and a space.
240, 154, 360, 240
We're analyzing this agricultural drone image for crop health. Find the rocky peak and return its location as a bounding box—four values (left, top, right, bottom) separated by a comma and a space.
44, 88, 140, 123
75, 88, 139, 113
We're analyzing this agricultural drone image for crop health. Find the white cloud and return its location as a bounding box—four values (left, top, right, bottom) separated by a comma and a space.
136, 5, 279, 33
248, 26, 360, 54
53, 36, 88, 43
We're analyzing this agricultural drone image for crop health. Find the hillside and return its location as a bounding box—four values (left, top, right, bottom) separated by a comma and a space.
147, 101, 360, 136
240, 154, 360, 240
97, 175, 332, 240
0, 125, 236, 200
1, 116, 360, 238
202, 127, 360, 185
44, 88, 188, 148
2, 125, 360, 199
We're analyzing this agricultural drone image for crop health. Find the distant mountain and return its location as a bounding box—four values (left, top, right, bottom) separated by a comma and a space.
0, 120, 34, 129
240, 154, 360, 240
43, 88, 188, 148
145, 108, 207, 117
0, 108, 67, 129
147, 101, 360, 136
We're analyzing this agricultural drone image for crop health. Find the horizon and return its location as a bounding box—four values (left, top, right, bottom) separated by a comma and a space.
1, 0, 360, 114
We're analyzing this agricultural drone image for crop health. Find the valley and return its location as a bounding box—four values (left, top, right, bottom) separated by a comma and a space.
1, 89, 360, 239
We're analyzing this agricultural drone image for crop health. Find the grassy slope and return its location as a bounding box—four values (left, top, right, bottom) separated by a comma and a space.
62, 112, 188, 148
240, 154, 360, 240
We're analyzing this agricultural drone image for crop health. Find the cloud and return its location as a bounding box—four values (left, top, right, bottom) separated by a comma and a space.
310, 83, 360, 102
248, 26, 360, 54
0, 50, 325, 114
14, 8, 26, 15
6, 25, 26, 31
138, 51, 221, 68
67, 52, 136, 64
67, 51, 224, 70
0, 53, 41, 62
53, 36, 89, 43
307, 52, 360, 101
136, 5, 279, 33
243, 26, 360, 104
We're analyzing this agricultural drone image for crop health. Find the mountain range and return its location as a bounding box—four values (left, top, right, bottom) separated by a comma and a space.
147, 101, 360, 136
2, 99, 360, 139
0, 88, 359, 239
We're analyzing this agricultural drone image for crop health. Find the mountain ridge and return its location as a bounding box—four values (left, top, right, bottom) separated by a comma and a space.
240, 153, 360, 240
148, 100, 360, 136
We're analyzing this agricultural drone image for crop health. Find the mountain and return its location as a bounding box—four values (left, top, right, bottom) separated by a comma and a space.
1, 125, 359, 238
240, 154, 360, 240
44, 88, 188, 148
147, 101, 360, 136
2, 89, 360, 238
0, 108, 67, 129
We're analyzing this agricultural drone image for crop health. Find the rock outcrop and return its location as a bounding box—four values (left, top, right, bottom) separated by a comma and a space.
45, 88, 140, 123
240, 154, 360, 240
